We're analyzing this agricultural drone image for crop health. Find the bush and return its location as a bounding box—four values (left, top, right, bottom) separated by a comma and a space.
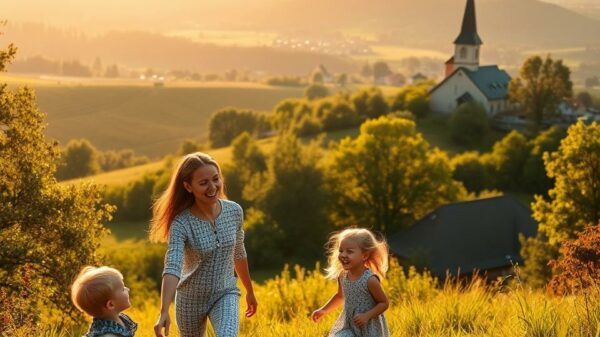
305, 84, 329, 100
451, 152, 491, 194
449, 102, 490, 146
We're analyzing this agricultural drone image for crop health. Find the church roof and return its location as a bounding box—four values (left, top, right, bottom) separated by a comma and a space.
464, 65, 511, 100
429, 65, 511, 101
454, 0, 483, 45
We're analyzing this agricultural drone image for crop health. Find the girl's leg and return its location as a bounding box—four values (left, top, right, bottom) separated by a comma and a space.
208, 292, 240, 337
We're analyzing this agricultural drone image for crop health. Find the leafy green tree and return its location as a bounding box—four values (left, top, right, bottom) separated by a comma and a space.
222, 132, 267, 208
532, 121, 600, 246
449, 102, 490, 146
522, 126, 565, 194
521, 121, 600, 286
243, 208, 285, 269
0, 43, 112, 325
321, 101, 359, 131
487, 131, 531, 190
208, 107, 258, 148
326, 116, 465, 233
254, 134, 331, 260
390, 83, 431, 118
305, 84, 329, 101
372, 61, 392, 80
55, 139, 100, 180
451, 152, 491, 194
177, 139, 205, 156
508, 55, 573, 131
575, 91, 593, 109
351, 87, 389, 120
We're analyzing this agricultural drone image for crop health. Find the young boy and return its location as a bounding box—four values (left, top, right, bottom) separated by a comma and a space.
71, 266, 137, 337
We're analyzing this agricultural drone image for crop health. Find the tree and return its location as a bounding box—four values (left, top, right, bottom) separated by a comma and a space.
372, 61, 392, 81
360, 62, 373, 79
208, 108, 258, 148
521, 121, 600, 286
532, 121, 600, 246
487, 131, 531, 190
521, 126, 565, 194
508, 55, 573, 131
575, 91, 593, 109
305, 84, 329, 101
449, 102, 490, 146
55, 139, 100, 180
548, 223, 600, 295
336, 73, 348, 88
253, 134, 331, 260
104, 64, 119, 78
451, 152, 490, 194
326, 116, 465, 234
0, 43, 112, 326
321, 101, 359, 131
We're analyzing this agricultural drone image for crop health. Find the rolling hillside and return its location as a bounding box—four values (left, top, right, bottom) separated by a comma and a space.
29, 83, 303, 158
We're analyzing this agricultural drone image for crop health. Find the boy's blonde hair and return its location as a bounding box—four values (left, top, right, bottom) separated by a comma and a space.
325, 228, 389, 280
71, 266, 123, 317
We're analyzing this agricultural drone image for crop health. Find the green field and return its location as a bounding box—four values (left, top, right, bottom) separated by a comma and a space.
12, 77, 303, 158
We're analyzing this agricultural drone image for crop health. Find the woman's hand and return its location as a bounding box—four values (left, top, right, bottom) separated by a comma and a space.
311, 309, 326, 322
245, 292, 258, 317
154, 312, 171, 337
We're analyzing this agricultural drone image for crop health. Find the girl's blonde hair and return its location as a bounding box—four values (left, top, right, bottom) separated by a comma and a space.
149, 152, 226, 242
325, 228, 389, 280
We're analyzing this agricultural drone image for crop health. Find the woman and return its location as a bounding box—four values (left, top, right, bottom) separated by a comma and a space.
151, 152, 257, 337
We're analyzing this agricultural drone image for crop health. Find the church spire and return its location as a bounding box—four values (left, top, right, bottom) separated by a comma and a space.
454, 0, 482, 46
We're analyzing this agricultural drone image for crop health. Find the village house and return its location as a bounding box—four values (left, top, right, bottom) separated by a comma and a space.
387, 195, 538, 280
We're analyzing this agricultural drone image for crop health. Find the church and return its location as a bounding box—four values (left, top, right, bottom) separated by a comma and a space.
429, 0, 512, 116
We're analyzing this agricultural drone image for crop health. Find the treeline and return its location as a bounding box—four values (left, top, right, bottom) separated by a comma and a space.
10, 55, 120, 78
208, 82, 432, 148
55, 139, 149, 180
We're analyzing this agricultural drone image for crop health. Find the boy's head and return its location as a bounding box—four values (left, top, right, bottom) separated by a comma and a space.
71, 266, 131, 317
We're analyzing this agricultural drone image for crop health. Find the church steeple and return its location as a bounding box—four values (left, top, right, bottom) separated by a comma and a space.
450, 0, 482, 73
454, 0, 483, 46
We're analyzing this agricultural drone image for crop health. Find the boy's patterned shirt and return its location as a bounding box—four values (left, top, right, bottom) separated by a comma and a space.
83, 313, 137, 337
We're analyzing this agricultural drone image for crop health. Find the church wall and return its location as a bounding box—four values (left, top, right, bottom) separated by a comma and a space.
429, 69, 490, 114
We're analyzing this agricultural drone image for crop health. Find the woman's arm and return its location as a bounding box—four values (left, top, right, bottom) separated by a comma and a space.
154, 274, 179, 337
311, 277, 344, 322
234, 258, 258, 317
353, 276, 389, 327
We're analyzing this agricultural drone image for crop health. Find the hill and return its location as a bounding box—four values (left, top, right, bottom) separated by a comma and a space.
243, 0, 600, 49
27, 82, 303, 158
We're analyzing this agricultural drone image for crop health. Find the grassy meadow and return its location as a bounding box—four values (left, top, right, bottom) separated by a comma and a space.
6, 75, 303, 158
13, 261, 600, 337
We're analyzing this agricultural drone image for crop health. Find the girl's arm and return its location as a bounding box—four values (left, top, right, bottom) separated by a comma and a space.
154, 274, 179, 337
234, 258, 258, 317
353, 276, 389, 327
311, 277, 344, 322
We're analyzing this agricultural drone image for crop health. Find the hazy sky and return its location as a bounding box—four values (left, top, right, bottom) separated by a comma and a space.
2, 0, 591, 33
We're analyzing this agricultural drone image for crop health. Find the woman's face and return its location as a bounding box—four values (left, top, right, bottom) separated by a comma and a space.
184, 164, 222, 205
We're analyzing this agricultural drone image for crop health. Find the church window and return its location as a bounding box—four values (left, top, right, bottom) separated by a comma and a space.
475, 48, 479, 59
460, 47, 467, 59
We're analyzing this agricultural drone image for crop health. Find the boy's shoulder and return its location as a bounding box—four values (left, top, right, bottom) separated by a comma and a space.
83, 313, 137, 337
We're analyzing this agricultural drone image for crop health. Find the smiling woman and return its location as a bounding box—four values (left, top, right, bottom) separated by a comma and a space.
149, 152, 258, 337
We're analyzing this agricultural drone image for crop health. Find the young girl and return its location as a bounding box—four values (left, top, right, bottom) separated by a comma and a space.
311, 228, 390, 337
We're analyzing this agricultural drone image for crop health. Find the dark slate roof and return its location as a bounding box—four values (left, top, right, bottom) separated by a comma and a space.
429, 65, 511, 101
454, 0, 483, 45
387, 195, 537, 277
464, 66, 511, 100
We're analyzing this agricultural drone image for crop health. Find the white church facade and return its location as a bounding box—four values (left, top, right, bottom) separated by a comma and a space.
429, 0, 513, 116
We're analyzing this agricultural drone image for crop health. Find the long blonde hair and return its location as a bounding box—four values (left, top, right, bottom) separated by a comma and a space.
149, 152, 226, 242
324, 228, 389, 280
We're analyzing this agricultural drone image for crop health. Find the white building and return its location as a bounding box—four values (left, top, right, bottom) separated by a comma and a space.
429, 0, 512, 116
